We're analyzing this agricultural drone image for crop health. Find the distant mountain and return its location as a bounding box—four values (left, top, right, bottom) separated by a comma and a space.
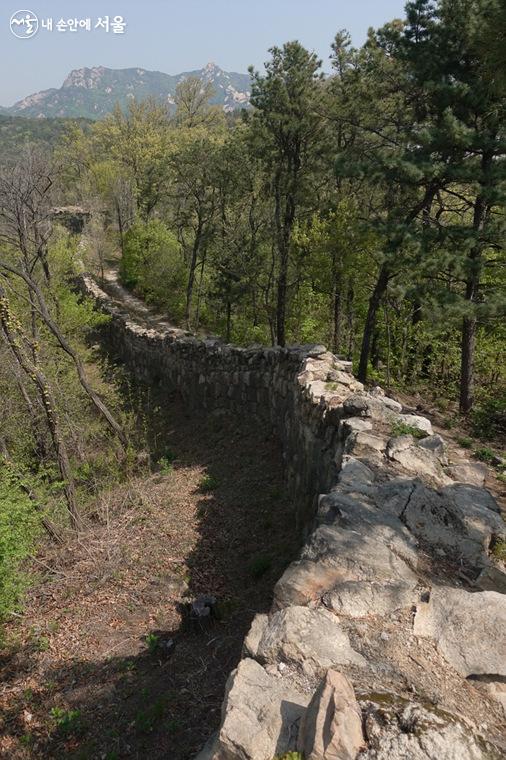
3, 63, 252, 120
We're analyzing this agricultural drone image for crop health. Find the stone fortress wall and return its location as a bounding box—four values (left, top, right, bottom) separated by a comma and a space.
81, 274, 506, 760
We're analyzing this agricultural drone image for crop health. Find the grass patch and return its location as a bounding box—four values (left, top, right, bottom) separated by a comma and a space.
390, 421, 426, 440
490, 538, 506, 563
199, 474, 219, 493
473, 447, 495, 464
248, 553, 272, 580
456, 435, 473, 449
134, 695, 170, 734
144, 632, 160, 654
49, 707, 82, 736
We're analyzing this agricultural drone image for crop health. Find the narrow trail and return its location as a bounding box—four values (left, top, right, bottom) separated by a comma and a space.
0, 270, 300, 759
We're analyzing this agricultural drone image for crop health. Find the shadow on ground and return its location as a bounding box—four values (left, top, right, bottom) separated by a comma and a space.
0, 373, 302, 759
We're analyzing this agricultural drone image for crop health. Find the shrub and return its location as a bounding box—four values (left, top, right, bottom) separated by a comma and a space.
248, 553, 272, 579
0, 465, 40, 632
120, 220, 186, 319
145, 632, 160, 654
390, 421, 426, 440
491, 538, 506, 563
199, 474, 219, 493
471, 393, 506, 440
49, 707, 82, 736
474, 447, 495, 464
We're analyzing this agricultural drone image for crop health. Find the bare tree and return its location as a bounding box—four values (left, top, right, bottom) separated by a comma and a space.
0, 150, 127, 447
0, 284, 81, 530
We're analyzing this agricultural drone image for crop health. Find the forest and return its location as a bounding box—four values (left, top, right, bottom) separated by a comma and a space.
0, 1, 505, 757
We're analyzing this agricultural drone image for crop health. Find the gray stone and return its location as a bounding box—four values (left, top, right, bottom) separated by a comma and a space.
340, 417, 374, 436
336, 456, 375, 494
419, 434, 447, 461
274, 559, 351, 608
324, 579, 417, 618
395, 413, 433, 435
244, 613, 269, 658
359, 702, 494, 760
271, 520, 420, 610
413, 586, 506, 678
373, 478, 418, 517
476, 562, 506, 594
386, 436, 451, 485
343, 393, 399, 421
446, 462, 488, 487
315, 491, 419, 563
298, 670, 365, 759
212, 658, 309, 760
256, 606, 366, 673
382, 396, 403, 413
345, 432, 387, 465
403, 482, 505, 564
343, 394, 371, 417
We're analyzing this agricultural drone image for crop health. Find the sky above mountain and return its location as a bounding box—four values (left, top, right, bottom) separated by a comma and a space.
0, 0, 407, 106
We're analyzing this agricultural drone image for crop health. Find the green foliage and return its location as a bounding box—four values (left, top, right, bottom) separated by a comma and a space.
248, 553, 272, 579
49, 707, 82, 736
471, 394, 506, 440
157, 457, 174, 475
54, 1, 505, 433
490, 538, 506, 563
120, 220, 186, 319
0, 115, 92, 167
199, 474, 219, 493
145, 632, 160, 654
0, 465, 40, 629
473, 447, 495, 464
390, 421, 427, 440
134, 695, 170, 733
273, 754, 304, 760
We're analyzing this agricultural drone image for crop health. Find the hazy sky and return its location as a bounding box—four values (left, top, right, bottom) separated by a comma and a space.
1, 1, 407, 106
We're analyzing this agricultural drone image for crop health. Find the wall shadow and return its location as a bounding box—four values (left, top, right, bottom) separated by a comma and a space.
0, 366, 302, 760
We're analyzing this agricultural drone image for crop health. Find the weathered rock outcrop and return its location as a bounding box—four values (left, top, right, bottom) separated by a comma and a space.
80, 274, 506, 760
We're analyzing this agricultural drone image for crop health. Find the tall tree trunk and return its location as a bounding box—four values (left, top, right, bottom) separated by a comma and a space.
346, 282, 354, 361
358, 263, 390, 383
332, 271, 342, 354
185, 218, 203, 329
115, 198, 125, 259
274, 167, 297, 347
225, 300, 232, 342
405, 299, 422, 381
460, 313, 477, 413
276, 245, 288, 346
459, 151, 492, 414
371, 328, 381, 370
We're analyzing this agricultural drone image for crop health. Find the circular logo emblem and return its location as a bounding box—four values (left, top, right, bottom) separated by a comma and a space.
10, 9, 39, 38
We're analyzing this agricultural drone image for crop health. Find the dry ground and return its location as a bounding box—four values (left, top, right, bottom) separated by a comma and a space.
0, 392, 300, 759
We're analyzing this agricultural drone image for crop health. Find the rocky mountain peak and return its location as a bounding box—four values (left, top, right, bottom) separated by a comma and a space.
5, 64, 252, 119
62, 66, 108, 89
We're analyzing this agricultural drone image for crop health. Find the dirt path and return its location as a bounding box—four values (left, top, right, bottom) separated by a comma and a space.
0, 384, 299, 759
